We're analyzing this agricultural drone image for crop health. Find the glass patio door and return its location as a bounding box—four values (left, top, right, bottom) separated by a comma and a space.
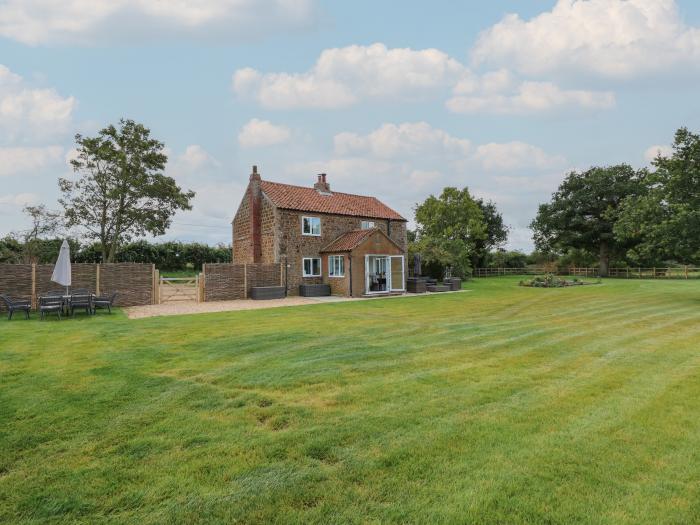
365, 255, 404, 293
366, 255, 388, 293
389, 256, 404, 291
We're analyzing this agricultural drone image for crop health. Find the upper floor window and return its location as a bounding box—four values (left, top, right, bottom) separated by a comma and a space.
302, 216, 321, 236
361, 220, 375, 229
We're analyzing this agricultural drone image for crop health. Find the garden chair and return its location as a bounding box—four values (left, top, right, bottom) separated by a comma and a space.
93, 292, 117, 314
70, 293, 93, 317
39, 295, 64, 320
0, 294, 31, 320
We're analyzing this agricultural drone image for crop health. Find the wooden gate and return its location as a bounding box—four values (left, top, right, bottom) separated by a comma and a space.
159, 276, 199, 303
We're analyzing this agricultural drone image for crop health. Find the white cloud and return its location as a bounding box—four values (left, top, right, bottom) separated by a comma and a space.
0, 146, 64, 176
0, 192, 39, 209
644, 144, 673, 162
471, 0, 700, 78
446, 68, 614, 115
332, 122, 564, 172
233, 43, 466, 109
473, 142, 566, 171
238, 118, 291, 148
232, 42, 617, 115
0, 0, 317, 45
0, 64, 76, 141
447, 80, 615, 115
165, 145, 221, 188
334, 122, 471, 158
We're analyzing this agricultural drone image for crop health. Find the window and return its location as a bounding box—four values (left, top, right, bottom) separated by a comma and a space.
328, 255, 345, 277
361, 220, 375, 229
302, 216, 321, 236
302, 257, 321, 277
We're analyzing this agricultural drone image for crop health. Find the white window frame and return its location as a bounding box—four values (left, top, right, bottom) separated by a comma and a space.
361, 220, 375, 229
328, 255, 345, 278
302, 257, 322, 277
302, 216, 321, 236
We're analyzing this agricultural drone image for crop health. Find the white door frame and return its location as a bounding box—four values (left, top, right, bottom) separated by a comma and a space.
389, 255, 405, 292
364, 254, 404, 294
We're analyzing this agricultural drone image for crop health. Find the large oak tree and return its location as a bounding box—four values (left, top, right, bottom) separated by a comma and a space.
59, 119, 194, 262
615, 128, 700, 264
531, 165, 645, 276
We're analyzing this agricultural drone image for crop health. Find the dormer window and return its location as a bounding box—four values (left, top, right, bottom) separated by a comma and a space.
361, 220, 375, 229
302, 216, 321, 236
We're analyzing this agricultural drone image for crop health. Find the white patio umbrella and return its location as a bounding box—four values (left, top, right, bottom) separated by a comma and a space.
51, 239, 72, 294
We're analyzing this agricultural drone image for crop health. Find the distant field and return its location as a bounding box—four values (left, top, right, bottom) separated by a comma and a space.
1, 278, 699, 524
160, 269, 199, 278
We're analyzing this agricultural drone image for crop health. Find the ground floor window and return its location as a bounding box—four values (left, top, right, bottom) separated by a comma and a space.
328, 255, 345, 277
302, 257, 321, 277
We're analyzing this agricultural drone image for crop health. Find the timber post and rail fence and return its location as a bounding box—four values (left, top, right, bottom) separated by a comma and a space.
472, 266, 700, 279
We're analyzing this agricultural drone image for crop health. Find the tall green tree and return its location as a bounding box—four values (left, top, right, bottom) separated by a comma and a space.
16, 205, 64, 263
531, 165, 645, 276
59, 119, 194, 262
413, 187, 486, 277
615, 128, 700, 264
472, 198, 509, 267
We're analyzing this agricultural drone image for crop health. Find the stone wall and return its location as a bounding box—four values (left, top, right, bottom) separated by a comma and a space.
232, 185, 252, 264
203, 263, 283, 302
389, 219, 408, 252
0, 263, 154, 309
277, 210, 407, 295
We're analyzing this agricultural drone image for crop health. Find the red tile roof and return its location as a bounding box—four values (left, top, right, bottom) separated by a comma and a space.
320, 229, 377, 252
260, 180, 406, 221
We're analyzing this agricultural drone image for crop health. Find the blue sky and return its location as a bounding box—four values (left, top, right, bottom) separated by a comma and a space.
1, 0, 699, 250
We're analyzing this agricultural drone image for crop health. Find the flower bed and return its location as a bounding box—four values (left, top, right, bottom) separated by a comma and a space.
519, 274, 599, 288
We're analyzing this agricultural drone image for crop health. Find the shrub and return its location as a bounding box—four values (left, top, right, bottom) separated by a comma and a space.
519, 274, 596, 288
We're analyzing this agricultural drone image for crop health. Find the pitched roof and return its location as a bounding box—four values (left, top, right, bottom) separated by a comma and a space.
260, 180, 406, 221
320, 229, 376, 252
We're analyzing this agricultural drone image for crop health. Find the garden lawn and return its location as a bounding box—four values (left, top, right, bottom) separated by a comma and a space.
1, 277, 700, 524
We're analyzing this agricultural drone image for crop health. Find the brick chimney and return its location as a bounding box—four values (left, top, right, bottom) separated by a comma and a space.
314, 173, 331, 194
249, 165, 262, 262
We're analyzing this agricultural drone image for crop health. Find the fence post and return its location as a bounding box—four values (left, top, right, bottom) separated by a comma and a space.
202, 264, 206, 302
653, 267, 656, 279
154, 268, 160, 304
244, 263, 248, 299
685, 265, 688, 279
195, 274, 200, 303
96, 264, 101, 296
31, 263, 36, 309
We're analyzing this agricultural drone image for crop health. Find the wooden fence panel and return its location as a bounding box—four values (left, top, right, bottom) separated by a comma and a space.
203, 263, 282, 302
0, 263, 154, 309
0, 264, 33, 310
100, 264, 154, 306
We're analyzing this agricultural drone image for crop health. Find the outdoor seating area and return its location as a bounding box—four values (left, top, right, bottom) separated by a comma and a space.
406, 276, 462, 293
2, 239, 119, 321
2, 290, 119, 321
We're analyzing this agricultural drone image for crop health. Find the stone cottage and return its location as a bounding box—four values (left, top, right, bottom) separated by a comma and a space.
232, 166, 408, 296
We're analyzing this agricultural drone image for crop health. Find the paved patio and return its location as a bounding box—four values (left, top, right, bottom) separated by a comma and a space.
124, 290, 468, 319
